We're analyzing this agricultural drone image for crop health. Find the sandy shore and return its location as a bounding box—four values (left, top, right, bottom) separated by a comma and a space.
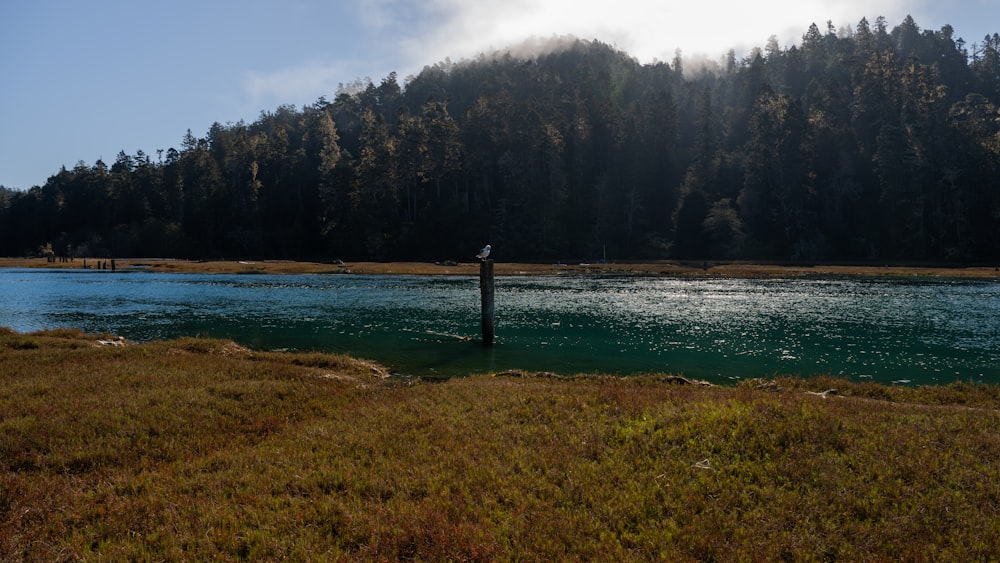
2, 257, 999, 278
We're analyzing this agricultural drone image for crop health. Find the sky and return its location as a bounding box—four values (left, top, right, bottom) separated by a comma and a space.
2, 0, 998, 191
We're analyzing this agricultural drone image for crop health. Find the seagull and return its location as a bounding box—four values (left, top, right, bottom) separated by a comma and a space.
476, 244, 491, 260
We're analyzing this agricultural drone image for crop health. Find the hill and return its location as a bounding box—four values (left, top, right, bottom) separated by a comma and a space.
3, 16, 999, 262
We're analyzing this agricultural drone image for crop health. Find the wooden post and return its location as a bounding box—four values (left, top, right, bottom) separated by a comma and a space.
480, 259, 495, 346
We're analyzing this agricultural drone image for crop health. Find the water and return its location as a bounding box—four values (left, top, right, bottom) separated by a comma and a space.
2, 268, 998, 385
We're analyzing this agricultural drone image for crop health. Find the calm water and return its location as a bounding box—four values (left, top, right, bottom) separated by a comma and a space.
2, 268, 999, 385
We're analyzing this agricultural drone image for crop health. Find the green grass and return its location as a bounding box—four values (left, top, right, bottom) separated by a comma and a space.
2, 328, 999, 560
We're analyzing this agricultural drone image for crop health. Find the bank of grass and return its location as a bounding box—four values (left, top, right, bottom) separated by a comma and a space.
2, 328, 999, 560
3, 256, 1000, 278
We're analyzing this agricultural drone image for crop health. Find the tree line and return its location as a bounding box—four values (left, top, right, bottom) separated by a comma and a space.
3, 16, 1000, 263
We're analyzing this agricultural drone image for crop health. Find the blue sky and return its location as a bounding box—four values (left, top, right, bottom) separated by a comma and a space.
2, 0, 997, 190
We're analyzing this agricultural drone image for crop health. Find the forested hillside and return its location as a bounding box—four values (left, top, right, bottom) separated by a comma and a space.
3, 16, 1000, 262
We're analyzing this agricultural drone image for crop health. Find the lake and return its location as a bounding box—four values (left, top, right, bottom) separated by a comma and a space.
2, 268, 998, 385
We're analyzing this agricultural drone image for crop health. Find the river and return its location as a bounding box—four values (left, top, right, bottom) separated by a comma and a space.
2, 268, 998, 385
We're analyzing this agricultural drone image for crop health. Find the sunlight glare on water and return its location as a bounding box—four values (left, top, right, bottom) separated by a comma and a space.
2, 269, 998, 385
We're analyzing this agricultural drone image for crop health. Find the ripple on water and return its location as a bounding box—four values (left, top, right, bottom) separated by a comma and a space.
2, 270, 998, 384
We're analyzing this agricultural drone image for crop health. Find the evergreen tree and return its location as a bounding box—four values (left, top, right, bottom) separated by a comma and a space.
4, 20, 999, 263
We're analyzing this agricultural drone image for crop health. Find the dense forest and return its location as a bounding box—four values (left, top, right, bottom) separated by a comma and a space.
3, 16, 1000, 262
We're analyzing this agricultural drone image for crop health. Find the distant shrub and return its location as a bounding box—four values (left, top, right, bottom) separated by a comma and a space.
5, 338, 39, 350
168, 336, 249, 356
28, 328, 91, 340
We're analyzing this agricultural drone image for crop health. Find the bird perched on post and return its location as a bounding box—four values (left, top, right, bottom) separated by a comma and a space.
476, 244, 491, 261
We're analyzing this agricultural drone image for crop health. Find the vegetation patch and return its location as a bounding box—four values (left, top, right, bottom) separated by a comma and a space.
2, 327, 999, 560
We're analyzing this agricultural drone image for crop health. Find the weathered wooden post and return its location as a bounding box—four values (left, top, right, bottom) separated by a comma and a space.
480, 259, 495, 346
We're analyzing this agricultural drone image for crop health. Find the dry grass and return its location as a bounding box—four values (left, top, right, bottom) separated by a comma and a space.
2, 328, 1000, 560
3, 257, 999, 278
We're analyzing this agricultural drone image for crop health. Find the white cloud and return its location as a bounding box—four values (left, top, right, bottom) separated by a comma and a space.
386, 0, 935, 68
241, 61, 353, 112
358, 0, 401, 29
236, 0, 949, 114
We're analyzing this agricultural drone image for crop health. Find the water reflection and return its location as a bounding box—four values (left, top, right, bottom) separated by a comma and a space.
2, 268, 998, 385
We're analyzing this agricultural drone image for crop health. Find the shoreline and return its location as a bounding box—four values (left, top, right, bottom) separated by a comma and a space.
2, 257, 999, 278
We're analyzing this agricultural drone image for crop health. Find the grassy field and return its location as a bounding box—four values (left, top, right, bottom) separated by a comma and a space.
2, 328, 999, 560
3, 256, 1000, 278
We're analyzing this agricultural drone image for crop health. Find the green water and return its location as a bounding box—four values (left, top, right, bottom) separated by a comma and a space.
3, 269, 998, 385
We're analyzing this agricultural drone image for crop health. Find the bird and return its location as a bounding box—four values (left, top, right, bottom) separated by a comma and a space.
475, 244, 491, 260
